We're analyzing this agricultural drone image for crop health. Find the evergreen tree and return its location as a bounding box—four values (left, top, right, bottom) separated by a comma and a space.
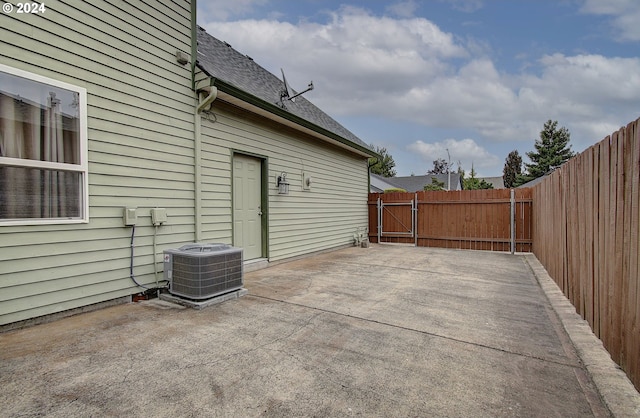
524, 120, 574, 179
503, 150, 523, 188
463, 164, 493, 190
423, 177, 446, 191
368, 145, 397, 177
513, 172, 535, 187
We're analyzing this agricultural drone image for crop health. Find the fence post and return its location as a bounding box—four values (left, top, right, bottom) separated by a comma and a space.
377, 196, 381, 243
414, 193, 418, 247
510, 189, 515, 254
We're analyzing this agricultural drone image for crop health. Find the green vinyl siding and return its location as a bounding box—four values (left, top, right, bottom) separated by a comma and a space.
1, 3, 371, 327
200, 101, 369, 261
0, 0, 195, 325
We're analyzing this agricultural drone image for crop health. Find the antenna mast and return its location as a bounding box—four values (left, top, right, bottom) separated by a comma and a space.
280, 68, 314, 105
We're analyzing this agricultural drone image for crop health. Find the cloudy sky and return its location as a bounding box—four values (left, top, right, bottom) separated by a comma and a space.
198, 0, 640, 177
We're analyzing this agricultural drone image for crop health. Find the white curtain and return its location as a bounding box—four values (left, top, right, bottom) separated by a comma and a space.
44, 92, 64, 217
25, 95, 43, 217
0, 94, 33, 218
0, 92, 79, 219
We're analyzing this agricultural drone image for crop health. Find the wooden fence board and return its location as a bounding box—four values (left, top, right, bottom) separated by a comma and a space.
621, 122, 633, 371
568, 158, 578, 309
607, 132, 620, 362
592, 143, 601, 337
574, 156, 582, 311
600, 136, 611, 346
598, 139, 608, 340
555, 174, 562, 287
615, 129, 626, 366
562, 165, 570, 296
577, 152, 587, 318
585, 145, 595, 329
628, 120, 640, 389
517, 189, 533, 253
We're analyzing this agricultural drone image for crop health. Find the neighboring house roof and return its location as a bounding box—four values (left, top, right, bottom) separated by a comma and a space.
479, 176, 505, 189
370, 173, 463, 192
392, 174, 463, 192
370, 174, 400, 192
517, 175, 547, 188
195, 27, 376, 158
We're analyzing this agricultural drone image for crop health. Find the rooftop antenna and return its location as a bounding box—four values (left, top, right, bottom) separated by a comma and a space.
280, 68, 314, 104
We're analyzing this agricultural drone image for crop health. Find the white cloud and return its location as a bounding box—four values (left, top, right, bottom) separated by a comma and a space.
200, 5, 640, 164
198, 0, 267, 21
407, 138, 500, 175
201, 6, 468, 114
378, 51, 640, 148
518, 53, 640, 148
580, 0, 640, 41
387, 59, 519, 136
580, 0, 634, 15
532, 54, 640, 105
201, 7, 466, 73
441, 0, 484, 13
386, 1, 419, 18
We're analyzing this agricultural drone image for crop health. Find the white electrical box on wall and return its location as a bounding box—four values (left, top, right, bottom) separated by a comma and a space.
151, 208, 167, 226
123, 207, 137, 226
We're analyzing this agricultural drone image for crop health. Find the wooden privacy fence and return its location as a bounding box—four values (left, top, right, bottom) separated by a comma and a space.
531, 117, 640, 391
368, 189, 533, 252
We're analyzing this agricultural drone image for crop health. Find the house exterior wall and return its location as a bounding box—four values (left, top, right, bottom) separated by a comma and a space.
1, 1, 370, 327
200, 102, 370, 261
0, 1, 195, 325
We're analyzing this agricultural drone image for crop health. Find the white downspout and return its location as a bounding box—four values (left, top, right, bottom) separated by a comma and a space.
197, 85, 217, 113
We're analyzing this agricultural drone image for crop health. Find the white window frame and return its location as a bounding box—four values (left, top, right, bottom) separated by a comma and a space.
0, 63, 89, 226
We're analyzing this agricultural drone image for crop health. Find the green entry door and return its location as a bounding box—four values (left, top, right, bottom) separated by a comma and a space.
233, 154, 263, 260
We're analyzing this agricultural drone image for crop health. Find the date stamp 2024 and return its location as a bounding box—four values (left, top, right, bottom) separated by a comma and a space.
3, 2, 47, 15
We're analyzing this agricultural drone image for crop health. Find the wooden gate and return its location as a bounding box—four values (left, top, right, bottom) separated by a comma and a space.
373, 193, 416, 244
368, 189, 533, 252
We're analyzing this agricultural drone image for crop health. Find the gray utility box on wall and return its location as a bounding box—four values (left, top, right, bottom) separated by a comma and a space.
163, 243, 243, 300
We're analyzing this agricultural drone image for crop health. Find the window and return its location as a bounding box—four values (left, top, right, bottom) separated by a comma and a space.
0, 64, 88, 225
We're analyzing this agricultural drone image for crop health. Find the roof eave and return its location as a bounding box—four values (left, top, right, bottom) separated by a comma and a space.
201, 76, 377, 159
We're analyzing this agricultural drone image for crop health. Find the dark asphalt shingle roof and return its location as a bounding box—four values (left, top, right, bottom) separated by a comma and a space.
479, 176, 505, 189
195, 27, 371, 153
370, 173, 463, 192
370, 174, 399, 192
517, 175, 546, 188
390, 174, 463, 192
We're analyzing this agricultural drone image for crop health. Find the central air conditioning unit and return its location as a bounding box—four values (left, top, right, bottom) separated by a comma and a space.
163, 243, 243, 300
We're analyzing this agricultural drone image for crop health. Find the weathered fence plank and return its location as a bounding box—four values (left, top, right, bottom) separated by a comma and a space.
628, 119, 640, 390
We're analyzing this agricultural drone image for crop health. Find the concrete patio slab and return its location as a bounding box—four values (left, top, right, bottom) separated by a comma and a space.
1, 245, 638, 417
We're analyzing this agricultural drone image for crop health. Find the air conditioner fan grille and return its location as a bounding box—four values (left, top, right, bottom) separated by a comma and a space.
164, 244, 243, 300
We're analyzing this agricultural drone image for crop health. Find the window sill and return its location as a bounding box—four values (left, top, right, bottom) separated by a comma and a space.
0, 218, 89, 227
